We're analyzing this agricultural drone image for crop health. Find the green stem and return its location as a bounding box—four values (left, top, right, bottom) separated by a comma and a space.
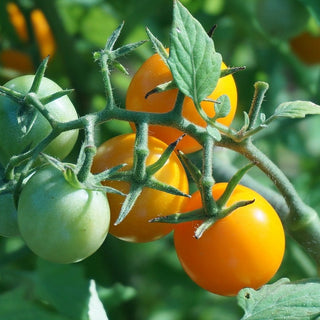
247, 81, 269, 130
199, 136, 218, 216
132, 122, 149, 182
76, 116, 97, 183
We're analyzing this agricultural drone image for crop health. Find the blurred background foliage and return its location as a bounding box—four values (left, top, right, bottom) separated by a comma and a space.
1, 0, 320, 319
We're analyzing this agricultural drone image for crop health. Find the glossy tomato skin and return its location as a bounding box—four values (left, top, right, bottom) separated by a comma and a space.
91, 133, 189, 243
0, 75, 78, 166
126, 52, 237, 153
18, 165, 110, 264
0, 193, 20, 237
174, 183, 285, 296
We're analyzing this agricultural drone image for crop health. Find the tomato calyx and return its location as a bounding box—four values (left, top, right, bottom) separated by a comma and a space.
105, 134, 190, 226
93, 22, 147, 76
151, 161, 256, 239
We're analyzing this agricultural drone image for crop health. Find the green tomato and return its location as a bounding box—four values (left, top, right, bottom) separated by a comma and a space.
0, 75, 79, 166
255, 0, 309, 40
0, 193, 20, 237
17, 165, 110, 264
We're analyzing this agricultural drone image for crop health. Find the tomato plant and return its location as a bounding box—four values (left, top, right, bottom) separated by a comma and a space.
17, 165, 110, 264
0, 2, 55, 74
174, 183, 285, 296
0, 192, 19, 237
91, 133, 189, 242
126, 51, 237, 154
0, 75, 79, 166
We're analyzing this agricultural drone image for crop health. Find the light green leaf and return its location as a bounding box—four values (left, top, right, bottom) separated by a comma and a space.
273, 101, 320, 119
207, 125, 221, 141
168, 0, 222, 106
213, 94, 231, 119
88, 280, 108, 320
238, 278, 320, 320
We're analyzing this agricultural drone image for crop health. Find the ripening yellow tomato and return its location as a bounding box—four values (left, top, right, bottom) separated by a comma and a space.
126, 51, 238, 154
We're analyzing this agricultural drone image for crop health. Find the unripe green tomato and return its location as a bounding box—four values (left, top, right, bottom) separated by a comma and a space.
18, 165, 110, 263
255, 0, 309, 40
0, 193, 20, 237
0, 75, 79, 166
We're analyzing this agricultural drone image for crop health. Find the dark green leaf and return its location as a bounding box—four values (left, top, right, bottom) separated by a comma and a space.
238, 278, 320, 320
168, 0, 222, 105
35, 259, 90, 320
0, 287, 68, 320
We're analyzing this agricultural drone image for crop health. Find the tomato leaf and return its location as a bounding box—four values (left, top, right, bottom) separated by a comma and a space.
0, 287, 68, 320
168, 0, 222, 106
213, 95, 231, 120
272, 101, 320, 119
238, 278, 320, 319
207, 125, 221, 141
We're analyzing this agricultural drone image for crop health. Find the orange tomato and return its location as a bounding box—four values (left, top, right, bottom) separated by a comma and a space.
126, 51, 238, 154
174, 183, 285, 296
92, 133, 189, 243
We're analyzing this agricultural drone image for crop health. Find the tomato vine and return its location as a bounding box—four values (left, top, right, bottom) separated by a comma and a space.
1, 0, 320, 299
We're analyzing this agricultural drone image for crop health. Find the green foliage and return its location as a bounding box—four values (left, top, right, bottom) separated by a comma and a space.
238, 278, 320, 319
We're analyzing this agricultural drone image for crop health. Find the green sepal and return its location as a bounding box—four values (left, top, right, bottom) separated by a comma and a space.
0, 85, 25, 103
145, 80, 177, 99
146, 176, 190, 198
104, 21, 125, 50
220, 66, 246, 78
194, 216, 216, 239
115, 184, 143, 225
112, 40, 148, 60
150, 208, 207, 224
40, 89, 74, 106
93, 164, 128, 182
146, 27, 169, 64
29, 57, 49, 94
216, 162, 255, 209
147, 134, 185, 175
177, 150, 202, 186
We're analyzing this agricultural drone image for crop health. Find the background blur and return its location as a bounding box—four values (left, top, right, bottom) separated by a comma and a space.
1, 0, 320, 319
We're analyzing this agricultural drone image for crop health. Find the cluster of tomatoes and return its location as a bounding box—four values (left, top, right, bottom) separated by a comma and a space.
0, 46, 285, 297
